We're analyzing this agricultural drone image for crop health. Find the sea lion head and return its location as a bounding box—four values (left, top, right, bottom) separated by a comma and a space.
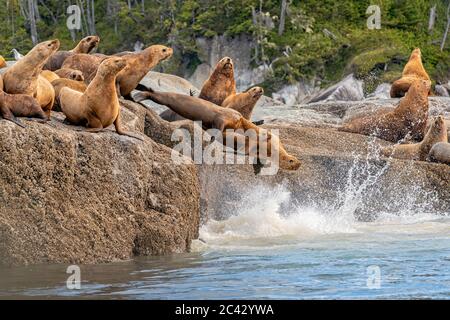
80, 35, 100, 53
410, 48, 421, 60
216, 57, 234, 76
98, 57, 127, 76
0, 55, 6, 69
247, 86, 264, 100
146, 45, 173, 63
69, 70, 84, 81
430, 115, 446, 134
29, 39, 60, 62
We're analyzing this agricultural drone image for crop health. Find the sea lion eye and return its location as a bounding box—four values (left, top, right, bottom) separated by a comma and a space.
162, 48, 167, 52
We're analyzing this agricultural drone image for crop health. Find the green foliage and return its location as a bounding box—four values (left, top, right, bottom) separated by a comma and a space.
0, 0, 449, 89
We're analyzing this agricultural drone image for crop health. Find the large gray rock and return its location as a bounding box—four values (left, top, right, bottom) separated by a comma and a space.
435, 85, 449, 97
307, 74, 364, 103
0, 101, 200, 266
366, 83, 392, 100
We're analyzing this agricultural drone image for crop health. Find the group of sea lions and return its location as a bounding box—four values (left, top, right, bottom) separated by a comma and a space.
0, 37, 301, 171
340, 48, 450, 165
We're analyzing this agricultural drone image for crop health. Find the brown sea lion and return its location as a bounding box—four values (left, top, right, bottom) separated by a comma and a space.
222, 87, 264, 120
54, 68, 84, 81
134, 88, 300, 170
340, 80, 431, 142
390, 48, 431, 98
0, 74, 3, 91
381, 116, 448, 161
3, 39, 59, 117
43, 35, 100, 71
40, 70, 60, 83
51, 78, 87, 112
59, 57, 142, 140
0, 56, 6, 68
0, 90, 48, 127
61, 53, 107, 84
116, 45, 173, 98
199, 57, 236, 105
428, 142, 450, 165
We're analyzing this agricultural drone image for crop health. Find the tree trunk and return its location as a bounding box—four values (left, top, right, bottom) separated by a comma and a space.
278, 0, 287, 36
441, 3, 450, 51
428, 4, 436, 32
27, 0, 38, 44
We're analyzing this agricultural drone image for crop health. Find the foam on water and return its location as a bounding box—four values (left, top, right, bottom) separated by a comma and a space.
195, 139, 449, 251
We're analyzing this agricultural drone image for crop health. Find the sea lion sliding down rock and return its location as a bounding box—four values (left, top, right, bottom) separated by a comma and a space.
59, 57, 142, 140
54, 68, 84, 81
390, 48, 431, 98
428, 142, 450, 165
340, 80, 431, 142
1, 86, 48, 127
222, 87, 264, 120
0, 56, 6, 68
44, 35, 100, 71
381, 115, 448, 161
3, 39, 60, 117
134, 88, 301, 170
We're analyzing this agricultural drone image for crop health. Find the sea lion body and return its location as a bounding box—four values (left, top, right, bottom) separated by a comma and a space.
62, 53, 106, 84
428, 142, 450, 165
40, 70, 60, 83
60, 57, 141, 140
0, 90, 48, 127
0, 74, 3, 91
116, 45, 173, 97
381, 116, 448, 161
0, 56, 6, 68
52, 78, 87, 111
44, 35, 100, 71
340, 80, 431, 142
222, 87, 264, 120
200, 57, 236, 105
54, 68, 84, 81
390, 48, 430, 98
3, 40, 60, 116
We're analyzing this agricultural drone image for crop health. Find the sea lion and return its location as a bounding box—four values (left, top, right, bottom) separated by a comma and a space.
134, 88, 300, 170
59, 57, 142, 140
428, 142, 450, 165
381, 115, 448, 161
340, 79, 431, 142
54, 68, 84, 81
0, 56, 6, 68
51, 78, 87, 112
3, 39, 60, 116
44, 35, 100, 71
0, 90, 48, 127
222, 87, 264, 120
199, 57, 236, 105
116, 45, 173, 98
390, 48, 431, 98
61, 53, 106, 84
0, 74, 3, 91
40, 70, 60, 83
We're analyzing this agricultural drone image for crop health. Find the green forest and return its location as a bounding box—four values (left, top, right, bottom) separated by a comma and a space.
0, 0, 449, 93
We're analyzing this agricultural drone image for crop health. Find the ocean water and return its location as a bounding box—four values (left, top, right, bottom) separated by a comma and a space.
0, 106, 449, 300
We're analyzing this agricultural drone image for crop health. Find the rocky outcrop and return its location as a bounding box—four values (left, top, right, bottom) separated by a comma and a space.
307, 74, 364, 103
435, 84, 449, 97
0, 101, 200, 266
